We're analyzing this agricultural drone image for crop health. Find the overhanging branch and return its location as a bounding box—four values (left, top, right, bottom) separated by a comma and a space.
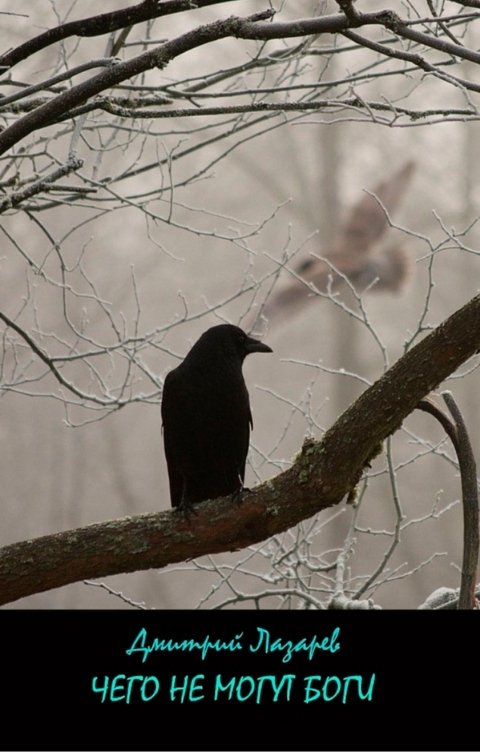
3, 5, 480, 156
0, 0, 241, 69
1, 294, 480, 606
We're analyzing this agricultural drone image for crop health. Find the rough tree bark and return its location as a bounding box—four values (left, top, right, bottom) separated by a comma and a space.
0, 294, 479, 606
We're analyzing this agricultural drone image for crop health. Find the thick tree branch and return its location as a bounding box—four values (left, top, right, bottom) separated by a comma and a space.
0, 10, 273, 157
450, 0, 480, 7
1, 295, 480, 606
0, 0, 240, 69
231, 8, 480, 68
3, 6, 480, 157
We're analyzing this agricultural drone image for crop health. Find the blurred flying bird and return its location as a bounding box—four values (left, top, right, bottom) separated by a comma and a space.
254, 161, 415, 326
161, 324, 272, 514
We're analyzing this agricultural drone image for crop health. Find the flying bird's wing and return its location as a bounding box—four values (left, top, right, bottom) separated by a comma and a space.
333, 160, 415, 260
253, 161, 415, 325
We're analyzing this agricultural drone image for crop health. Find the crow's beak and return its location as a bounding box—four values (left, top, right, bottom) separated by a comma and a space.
245, 335, 273, 354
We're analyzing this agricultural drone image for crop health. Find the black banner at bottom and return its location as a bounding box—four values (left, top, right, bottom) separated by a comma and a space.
2, 609, 475, 751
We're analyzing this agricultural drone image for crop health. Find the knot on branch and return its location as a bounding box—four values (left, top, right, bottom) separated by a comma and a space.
295, 436, 319, 485
153, 49, 168, 70
229, 8, 275, 37
67, 156, 84, 170
376, 9, 405, 34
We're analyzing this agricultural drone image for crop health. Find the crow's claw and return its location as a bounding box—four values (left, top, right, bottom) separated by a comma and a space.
231, 486, 251, 506
176, 500, 198, 520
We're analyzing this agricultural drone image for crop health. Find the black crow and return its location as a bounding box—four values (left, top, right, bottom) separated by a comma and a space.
161, 324, 272, 513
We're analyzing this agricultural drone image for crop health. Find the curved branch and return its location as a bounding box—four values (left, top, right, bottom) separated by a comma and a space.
417, 395, 479, 609
0, 0, 241, 69
0, 310, 116, 406
443, 393, 479, 610
0, 59, 118, 108
416, 397, 460, 453
1, 294, 480, 606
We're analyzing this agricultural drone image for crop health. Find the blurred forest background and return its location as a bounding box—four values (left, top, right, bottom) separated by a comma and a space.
1, 0, 479, 608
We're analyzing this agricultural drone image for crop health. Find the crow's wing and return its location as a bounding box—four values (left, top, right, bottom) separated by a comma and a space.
161, 368, 185, 508
161, 363, 251, 506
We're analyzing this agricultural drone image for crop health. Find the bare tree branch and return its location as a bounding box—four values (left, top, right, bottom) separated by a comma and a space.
0, 157, 83, 213
417, 395, 479, 609
0, 10, 274, 156
450, 0, 480, 7
0, 0, 241, 69
3, 6, 480, 157
0, 59, 119, 107
416, 398, 460, 454
0, 310, 113, 406
443, 393, 479, 609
